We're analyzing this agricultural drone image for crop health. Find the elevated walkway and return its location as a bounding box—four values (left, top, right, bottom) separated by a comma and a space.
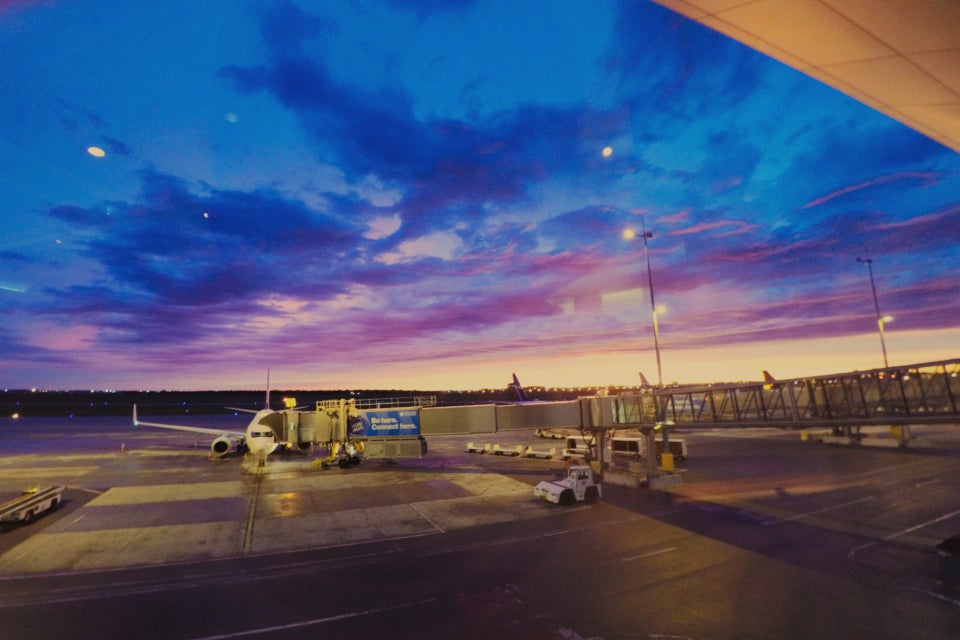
598, 358, 960, 431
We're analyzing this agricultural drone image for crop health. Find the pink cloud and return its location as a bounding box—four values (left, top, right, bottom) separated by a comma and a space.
660, 209, 691, 224
869, 204, 960, 230
802, 172, 940, 209
669, 219, 756, 237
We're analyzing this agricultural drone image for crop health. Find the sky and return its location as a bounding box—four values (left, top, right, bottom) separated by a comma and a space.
1, 0, 959, 392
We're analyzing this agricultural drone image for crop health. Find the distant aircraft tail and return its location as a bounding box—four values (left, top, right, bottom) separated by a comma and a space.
226, 369, 274, 414
638, 371, 652, 387
762, 370, 776, 390
265, 368, 271, 411
509, 373, 531, 402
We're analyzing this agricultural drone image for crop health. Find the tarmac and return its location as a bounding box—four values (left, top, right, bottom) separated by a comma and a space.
2, 417, 958, 576
0, 417, 569, 575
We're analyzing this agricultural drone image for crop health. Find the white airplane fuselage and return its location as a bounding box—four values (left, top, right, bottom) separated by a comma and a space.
243, 409, 279, 464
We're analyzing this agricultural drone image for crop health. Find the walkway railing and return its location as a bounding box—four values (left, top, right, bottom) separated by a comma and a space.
316, 396, 437, 411
608, 358, 960, 429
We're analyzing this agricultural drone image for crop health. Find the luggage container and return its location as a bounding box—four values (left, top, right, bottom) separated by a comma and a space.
0, 485, 65, 524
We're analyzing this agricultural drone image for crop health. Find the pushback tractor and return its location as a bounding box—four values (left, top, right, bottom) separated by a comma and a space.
534, 464, 601, 505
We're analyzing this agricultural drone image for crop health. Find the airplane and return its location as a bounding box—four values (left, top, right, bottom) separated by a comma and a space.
641, 370, 784, 392
762, 370, 777, 390
760, 370, 806, 390
508, 373, 533, 403
638, 371, 719, 393
501, 373, 555, 404
132, 386, 279, 466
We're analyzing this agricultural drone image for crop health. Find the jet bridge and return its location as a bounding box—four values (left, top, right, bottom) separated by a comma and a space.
308, 396, 435, 462
589, 358, 960, 443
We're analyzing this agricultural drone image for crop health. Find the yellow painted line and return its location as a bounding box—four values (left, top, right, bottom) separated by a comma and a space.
0, 467, 99, 478
243, 466, 263, 555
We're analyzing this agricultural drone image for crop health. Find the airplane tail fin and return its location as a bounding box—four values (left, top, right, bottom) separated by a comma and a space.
510, 373, 531, 402
762, 370, 776, 390
227, 369, 273, 414
638, 371, 652, 387
265, 368, 271, 411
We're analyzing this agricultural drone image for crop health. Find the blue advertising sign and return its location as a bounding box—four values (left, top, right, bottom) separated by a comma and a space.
348, 409, 420, 438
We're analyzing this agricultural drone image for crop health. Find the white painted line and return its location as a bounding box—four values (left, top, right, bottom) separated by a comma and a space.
416, 515, 642, 557
850, 507, 960, 557
407, 502, 446, 534
848, 460, 924, 480
186, 598, 437, 639
914, 588, 960, 608
622, 547, 677, 562
882, 507, 960, 542
914, 479, 942, 488
66, 513, 87, 529
765, 496, 875, 526
8, 547, 35, 566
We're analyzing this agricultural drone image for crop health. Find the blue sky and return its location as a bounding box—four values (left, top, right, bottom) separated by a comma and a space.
1, 0, 958, 391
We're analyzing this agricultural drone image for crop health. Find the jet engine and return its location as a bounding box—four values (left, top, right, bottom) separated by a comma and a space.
210, 435, 232, 457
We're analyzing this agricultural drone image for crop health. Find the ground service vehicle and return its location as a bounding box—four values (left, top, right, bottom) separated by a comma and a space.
533, 465, 601, 505
611, 435, 687, 461
562, 436, 593, 459
0, 485, 65, 524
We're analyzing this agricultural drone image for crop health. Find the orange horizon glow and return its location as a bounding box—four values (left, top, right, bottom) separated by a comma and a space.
63, 327, 957, 392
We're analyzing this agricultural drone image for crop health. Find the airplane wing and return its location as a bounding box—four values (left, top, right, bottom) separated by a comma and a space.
132, 405, 246, 439
225, 406, 258, 414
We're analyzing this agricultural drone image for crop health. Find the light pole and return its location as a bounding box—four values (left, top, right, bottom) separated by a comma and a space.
856, 257, 889, 368
624, 217, 669, 469
640, 216, 663, 388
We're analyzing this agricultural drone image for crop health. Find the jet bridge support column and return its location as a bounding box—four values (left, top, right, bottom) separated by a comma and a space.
640, 424, 658, 483
660, 424, 674, 472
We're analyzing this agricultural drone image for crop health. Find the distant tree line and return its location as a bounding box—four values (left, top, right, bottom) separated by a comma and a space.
0, 387, 590, 418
